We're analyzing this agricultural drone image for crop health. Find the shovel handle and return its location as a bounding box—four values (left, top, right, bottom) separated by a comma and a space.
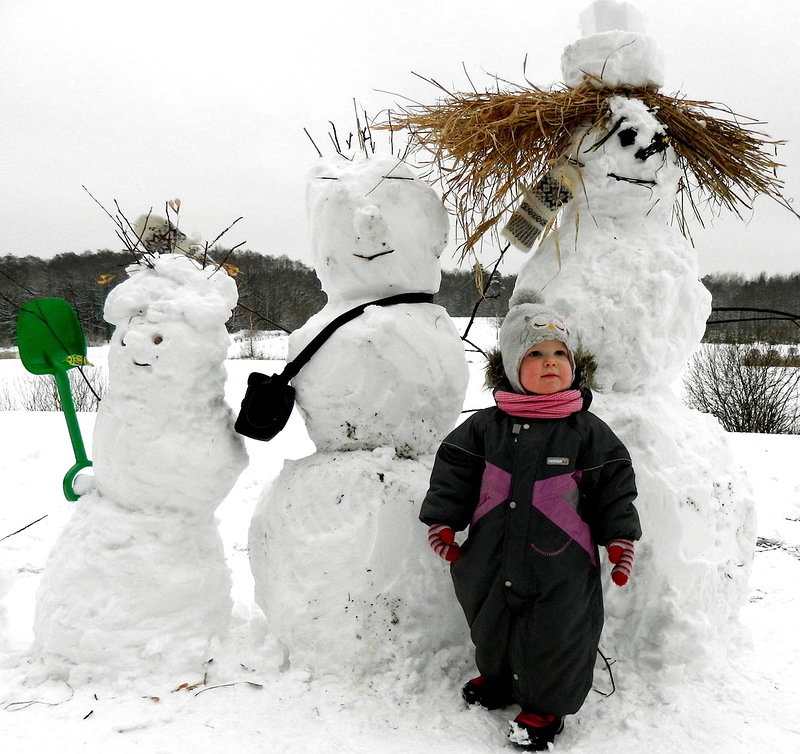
63, 459, 94, 502
52, 367, 92, 501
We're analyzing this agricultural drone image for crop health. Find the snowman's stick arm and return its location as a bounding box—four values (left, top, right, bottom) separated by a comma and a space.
460, 243, 510, 347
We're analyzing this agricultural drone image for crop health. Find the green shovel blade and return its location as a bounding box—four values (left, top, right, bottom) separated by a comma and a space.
16, 298, 93, 501
16, 297, 88, 374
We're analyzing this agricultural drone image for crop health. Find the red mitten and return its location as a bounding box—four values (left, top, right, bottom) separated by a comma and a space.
427, 524, 462, 562
606, 539, 635, 586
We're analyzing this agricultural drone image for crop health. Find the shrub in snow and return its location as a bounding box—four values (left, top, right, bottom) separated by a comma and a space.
684, 344, 800, 434
0, 369, 107, 412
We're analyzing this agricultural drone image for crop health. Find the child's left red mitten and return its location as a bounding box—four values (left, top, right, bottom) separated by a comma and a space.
606, 539, 635, 586
427, 524, 462, 562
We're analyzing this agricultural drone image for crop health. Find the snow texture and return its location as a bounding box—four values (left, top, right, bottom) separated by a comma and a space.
290, 302, 467, 456
1, 352, 798, 753
515, 99, 705, 392
562, 0, 665, 88
32, 254, 247, 684
513, 26, 756, 675
250, 156, 469, 679
579, 0, 646, 35
249, 449, 469, 678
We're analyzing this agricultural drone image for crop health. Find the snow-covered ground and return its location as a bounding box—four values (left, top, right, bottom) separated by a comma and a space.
1, 325, 798, 753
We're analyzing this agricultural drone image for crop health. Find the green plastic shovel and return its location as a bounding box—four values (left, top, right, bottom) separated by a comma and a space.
16, 297, 93, 501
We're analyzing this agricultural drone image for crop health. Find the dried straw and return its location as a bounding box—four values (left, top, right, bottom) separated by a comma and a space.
383, 77, 795, 256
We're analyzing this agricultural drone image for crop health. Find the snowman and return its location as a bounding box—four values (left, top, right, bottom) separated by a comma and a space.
506, 3, 757, 671
392, 0, 779, 677
249, 156, 470, 680
33, 250, 248, 686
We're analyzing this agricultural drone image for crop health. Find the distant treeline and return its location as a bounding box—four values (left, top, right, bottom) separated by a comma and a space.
702, 272, 799, 344
0, 250, 796, 347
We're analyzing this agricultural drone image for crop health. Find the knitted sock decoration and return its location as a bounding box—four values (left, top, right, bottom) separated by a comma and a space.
428, 524, 462, 562
606, 539, 635, 586
501, 166, 577, 252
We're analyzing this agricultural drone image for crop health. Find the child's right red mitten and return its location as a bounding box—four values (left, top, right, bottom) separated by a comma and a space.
606, 539, 635, 586
427, 524, 462, 562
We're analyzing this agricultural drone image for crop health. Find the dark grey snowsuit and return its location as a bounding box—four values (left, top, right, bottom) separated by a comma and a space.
420, 391, 640, 716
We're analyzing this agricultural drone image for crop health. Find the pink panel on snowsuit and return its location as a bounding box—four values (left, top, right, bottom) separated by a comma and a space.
472, 462, 511, 525
531, 471, 596, 565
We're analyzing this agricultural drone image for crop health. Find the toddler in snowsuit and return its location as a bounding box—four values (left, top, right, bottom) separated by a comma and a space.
420, 293, 641, 750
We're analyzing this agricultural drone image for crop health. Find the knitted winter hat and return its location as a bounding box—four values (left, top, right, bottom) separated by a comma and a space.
498, 291, 576, 394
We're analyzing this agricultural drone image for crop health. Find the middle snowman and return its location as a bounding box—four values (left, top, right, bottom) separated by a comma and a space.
249, 156, 470, 678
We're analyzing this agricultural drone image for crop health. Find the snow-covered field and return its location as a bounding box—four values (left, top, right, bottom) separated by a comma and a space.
1, 324, 799, 753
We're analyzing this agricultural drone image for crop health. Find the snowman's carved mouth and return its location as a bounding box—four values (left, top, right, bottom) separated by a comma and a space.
607, 173, 657, 187
133, 360, 152, 367
353, 249, 395, 261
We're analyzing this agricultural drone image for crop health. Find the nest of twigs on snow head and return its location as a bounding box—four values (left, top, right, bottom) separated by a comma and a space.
383, 77, 795, 257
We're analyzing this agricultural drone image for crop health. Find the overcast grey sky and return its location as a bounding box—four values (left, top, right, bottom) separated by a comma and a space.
1, 0, 798, 279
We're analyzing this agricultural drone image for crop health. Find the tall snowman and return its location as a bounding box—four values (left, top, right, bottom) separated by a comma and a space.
249, 156, 470, 680
509, 3, 757, 671
390, 0, 795, 676
33, 247, 247, 687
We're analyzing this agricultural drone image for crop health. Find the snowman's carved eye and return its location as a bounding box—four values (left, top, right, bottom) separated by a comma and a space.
153, 335, 163, 345
618, 128, 637, 148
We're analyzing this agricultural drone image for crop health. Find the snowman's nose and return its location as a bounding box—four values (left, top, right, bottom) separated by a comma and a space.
635, 131, 668, 161
353, 205, 387, 241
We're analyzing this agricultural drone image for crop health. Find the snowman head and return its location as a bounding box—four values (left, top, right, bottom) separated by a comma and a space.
104, 254, 237, 389
569, 96, 680, 217
306, 156, 449, 302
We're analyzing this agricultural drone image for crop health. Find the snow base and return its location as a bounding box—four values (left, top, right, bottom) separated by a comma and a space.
31, 493, 233, 687
594, 391, 756, 673
249, 448, 471, 685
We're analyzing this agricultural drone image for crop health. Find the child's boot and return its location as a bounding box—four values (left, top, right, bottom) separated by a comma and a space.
461, 675, 514, 710
507, 711, 564, 750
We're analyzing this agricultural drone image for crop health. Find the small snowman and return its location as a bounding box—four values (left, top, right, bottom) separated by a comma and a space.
249, 156, 470, 679
33, 248, 247, 686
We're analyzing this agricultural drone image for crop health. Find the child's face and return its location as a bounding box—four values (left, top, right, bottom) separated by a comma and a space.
518, 340, 573, 394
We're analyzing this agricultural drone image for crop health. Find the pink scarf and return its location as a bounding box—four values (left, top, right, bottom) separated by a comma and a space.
495, 389, 584, 419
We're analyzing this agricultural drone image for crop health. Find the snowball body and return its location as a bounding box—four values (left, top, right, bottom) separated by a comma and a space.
249, 451, 469, 678
562, 1, 664, 89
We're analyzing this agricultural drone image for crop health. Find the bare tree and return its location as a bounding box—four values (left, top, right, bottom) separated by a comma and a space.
684, 345, 800, 434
